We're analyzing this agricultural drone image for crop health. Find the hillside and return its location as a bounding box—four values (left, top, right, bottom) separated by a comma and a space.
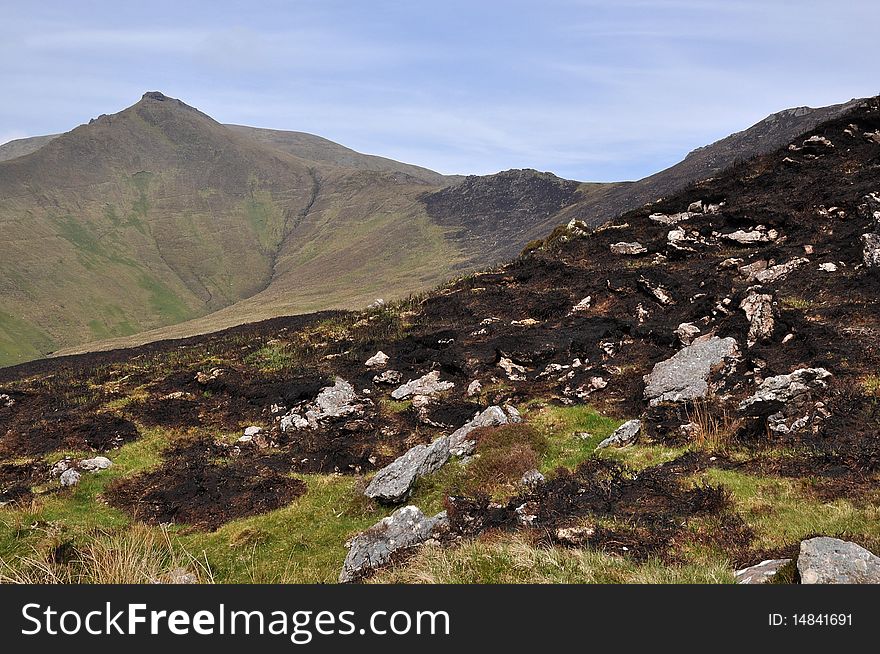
0, 93, 505, 366
1, 95, 878, 584
2, 95, 865, 366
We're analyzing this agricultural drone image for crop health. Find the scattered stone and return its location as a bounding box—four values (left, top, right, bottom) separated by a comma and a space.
520, 469, 546, 490
797, 537, 880, 584
862, 233, 880, 268
565, 218, 591, 238
554, 524, 597, 545
195, 368, 224, 385
638, 277, 675, 305
753, 257, 809, 284
570, 296, 592, 313
498, 357, 528, 381
368, 298, 386, 309
857, 192, 880, 224
466, 380, 482, 397
373, 370, 403, 386
365, 437, 451, 503
740, 292, 774, 347
391, 371, 454, 400
611, 241, 648, 255
339, 506, 448, 583
722, 226, 779, 244
818, 262, 838, 272
60, 469, 81, 487
739, 259, 768, 280
738, 368, 832, 416
596, 419, 641, 449
687, 200, 705, 214
865, 130, 880, 145
243, 426, 263, 437
802, 135, 834, 151
365, 351, 390, 368
78, 456, 112, 472
675, 322, 701, 346
644, 335, 739, 405
0, 393, 14, 408
280, 378, 363, 431
735, 559, 791, 584
649, 211, 691, 225
449, 405, 522, 456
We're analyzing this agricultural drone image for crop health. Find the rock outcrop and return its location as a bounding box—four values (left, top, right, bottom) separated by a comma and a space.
643, 335, 739, 405
391, 371, 454, 400
596, 419, 642, 449
797, 537, 880, 584
339, 506, 448, 583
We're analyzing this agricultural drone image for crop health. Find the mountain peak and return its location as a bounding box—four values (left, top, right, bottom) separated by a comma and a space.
142, 91, 174, 102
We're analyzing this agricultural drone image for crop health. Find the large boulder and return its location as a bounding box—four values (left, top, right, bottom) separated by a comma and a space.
738, 368, 831, 416
448, 405, 522, 456
339, 506, 448, 583
365, 437, 451, 504
797, 537, 880, 584
643, 335, 739, 406
391, 371, 454, 400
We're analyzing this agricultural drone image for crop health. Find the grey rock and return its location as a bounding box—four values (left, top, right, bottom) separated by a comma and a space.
373, 369, 403, 386
466, 380, 482, 397
281, 378, 362, 431
740, 292, 775, 347
60, 469, 81, 487
738, 368, 832, 415
0, 393, 13, 408
610, 241, 648, 255
243, 426, 263, 437
644, 335, 740, 405
391, 371, 454, 400
675, 322, 701, 345
339, 506, 448, 583
449, 405, 522, 456
862, 233, 880, 268
649, 211, 691, 225
596, 419, 642, 449
735, 558, 791, 584
365, 437, 451, 504
365, 351, 390, 368
798, 537, 880, 584
722, 226, 778, 244
78, 456, 112, 472
857, 192, 880, 225
520, 469, 546, 490
497, 357, 527, 381
753, 258, 809, 284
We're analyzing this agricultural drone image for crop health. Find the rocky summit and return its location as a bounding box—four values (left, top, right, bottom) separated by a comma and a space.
0, 95, 879, 585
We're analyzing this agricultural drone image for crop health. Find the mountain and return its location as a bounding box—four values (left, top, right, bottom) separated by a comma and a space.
1, 95, 878, 584
0, 92, 490, 366
0, 134, 61, 162
0, 93, 867, 367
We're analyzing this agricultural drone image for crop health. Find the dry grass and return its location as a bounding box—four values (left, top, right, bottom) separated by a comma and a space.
0, 524, 211, 584
686, 400, 743, 452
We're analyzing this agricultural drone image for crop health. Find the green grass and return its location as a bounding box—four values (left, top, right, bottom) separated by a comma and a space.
0, 309, 56, 365
525, 404, 624, 472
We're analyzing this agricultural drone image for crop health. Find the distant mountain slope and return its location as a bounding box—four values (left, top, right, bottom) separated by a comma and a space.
0, 134, 60, 162
225, 125, 459, 186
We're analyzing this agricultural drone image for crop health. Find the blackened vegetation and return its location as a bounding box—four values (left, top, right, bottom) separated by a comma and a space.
105, 438, 306, 531
0, 460, 48, 504
1, 100, 880, 552
447, 453, 735, 562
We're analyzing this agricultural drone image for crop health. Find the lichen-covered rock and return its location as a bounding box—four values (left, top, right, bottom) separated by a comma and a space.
391, 371, 454, 400
339, 506, 448, 583
78, 456, 112, 472
365, 437, 451, 504
365, 351, 389, 368
862, 233, 880, 268
373, 369, 403, 386
60, 468, 81, 487
738, 368, 831, 416
643, 335, 740, 405
596, 419, 642, 449
753, 257, 809, 284
675, 322, 701, 346
520, 469, 546, 490
610, 241, 647, 255
797, 537, 880, 584
740, 291, 774, 347
280, 378, 363, 431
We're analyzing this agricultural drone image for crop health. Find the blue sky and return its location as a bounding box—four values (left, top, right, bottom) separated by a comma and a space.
1, 0, 878, 181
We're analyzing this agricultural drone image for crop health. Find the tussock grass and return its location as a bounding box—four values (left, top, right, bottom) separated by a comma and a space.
0, 524, 210, 584
685, 400, 743, 452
